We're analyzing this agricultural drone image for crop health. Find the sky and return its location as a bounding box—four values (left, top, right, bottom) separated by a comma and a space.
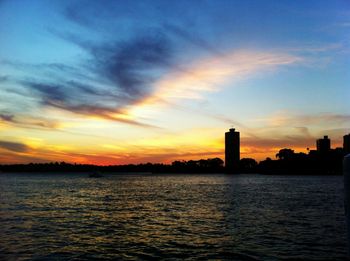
0, 0, 349, 165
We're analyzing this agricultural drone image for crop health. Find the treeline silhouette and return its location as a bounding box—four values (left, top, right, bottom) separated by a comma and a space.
0, 158, 225, 174
0, 148, 345, 174
259, 148, 344, 175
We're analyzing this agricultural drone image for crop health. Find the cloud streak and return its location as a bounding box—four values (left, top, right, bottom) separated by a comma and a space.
20, 78, 159, 128
259, 112, 350, 127
7, 2, 304, 129
0, 140, 30, 152
0, 113, 15, 122
0, 112, 60, 129
150, 50, 302, 101
100, 32, 173, 100
18, 29, 177, 128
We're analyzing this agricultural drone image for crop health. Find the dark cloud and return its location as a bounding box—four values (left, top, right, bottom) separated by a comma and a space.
24, 81, 102, 108
9, 2, 223, 129
13, 2, 222, 128
0, 140, 30, 152
27, 82, 68, 102
23, 80, 112, 112
65, 80, 102, 96
56, 29, 173, 98
0, 151, 50, 164
20, 28, 174, 128
22, 80, 159, 128
0, 112, 60, 129
0, 113, 15, 122
101, 32, 172, 100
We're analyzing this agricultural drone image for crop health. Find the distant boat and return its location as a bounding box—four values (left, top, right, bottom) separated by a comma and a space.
89, 171, 103, 178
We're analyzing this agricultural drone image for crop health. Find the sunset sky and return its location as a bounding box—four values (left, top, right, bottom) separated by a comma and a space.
0, 0, 349, 165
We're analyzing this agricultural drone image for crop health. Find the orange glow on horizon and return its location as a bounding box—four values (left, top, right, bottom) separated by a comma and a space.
1, 136, 344, 165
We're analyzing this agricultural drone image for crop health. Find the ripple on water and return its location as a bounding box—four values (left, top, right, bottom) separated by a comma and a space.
0, 173, 347, 260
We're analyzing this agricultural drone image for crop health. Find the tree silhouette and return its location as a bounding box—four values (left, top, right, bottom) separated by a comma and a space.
240, 158, 258, 173
276, 148, 295, 160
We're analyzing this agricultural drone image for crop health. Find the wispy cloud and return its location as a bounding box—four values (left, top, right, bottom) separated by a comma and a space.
259, 112, 350, 127
1, 60, 96, 83
16, 28, 176, 128
0, 113, 15, 122
287, 43, 343, 53
20, 78, 159, 128
0, 140, 30, 152
150, 50, 302, 101
54, 29, 174, 99
99, 32, 173, 100
4, 1, 307, 130
0, 112, 60, 129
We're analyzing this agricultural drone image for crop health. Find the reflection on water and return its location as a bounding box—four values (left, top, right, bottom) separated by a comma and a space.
0, 173, 346, 259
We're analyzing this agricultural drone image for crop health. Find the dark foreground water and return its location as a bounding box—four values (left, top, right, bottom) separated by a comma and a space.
0, 173, 347, 260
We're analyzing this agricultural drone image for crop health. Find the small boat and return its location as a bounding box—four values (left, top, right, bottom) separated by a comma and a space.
89, 171, 103, 178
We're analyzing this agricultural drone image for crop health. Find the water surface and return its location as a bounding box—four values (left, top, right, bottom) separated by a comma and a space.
0, 173, 346, 260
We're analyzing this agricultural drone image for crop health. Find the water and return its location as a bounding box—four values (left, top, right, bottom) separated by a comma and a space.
0, 173, 347, 260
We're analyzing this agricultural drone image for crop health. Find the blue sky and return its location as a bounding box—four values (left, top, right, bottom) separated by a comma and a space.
0, 0, 349, 164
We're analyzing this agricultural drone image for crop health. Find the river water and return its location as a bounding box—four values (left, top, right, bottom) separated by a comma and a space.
0, 173, 346, 260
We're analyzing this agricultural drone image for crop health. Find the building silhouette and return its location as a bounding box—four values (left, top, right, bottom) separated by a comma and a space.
344, 133, 350, 155
225, 128, 240, 173
316, 135, 331, 153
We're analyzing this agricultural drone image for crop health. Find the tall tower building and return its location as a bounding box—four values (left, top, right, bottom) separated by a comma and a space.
225, 128, 240, 173
316, 135, 331, 153
344, 133, 350, 155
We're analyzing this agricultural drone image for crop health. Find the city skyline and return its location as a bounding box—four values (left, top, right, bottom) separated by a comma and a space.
1, 129, 348, 174
1, 0, 350, 165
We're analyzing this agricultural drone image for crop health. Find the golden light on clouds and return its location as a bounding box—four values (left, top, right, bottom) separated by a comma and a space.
153, 50, 302, 101
123, 49, 304, 127
0, 46, 348, 165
